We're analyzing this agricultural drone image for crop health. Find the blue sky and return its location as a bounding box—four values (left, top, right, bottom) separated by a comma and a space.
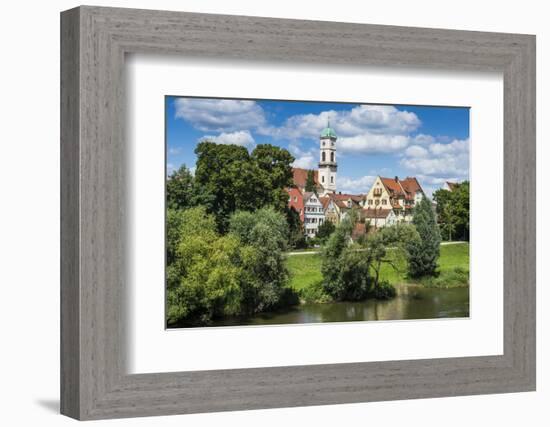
166, 96, 469, 197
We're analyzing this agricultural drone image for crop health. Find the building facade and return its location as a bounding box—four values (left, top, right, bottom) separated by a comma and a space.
302, 192, 326, 238
286, 122, 427, 236
363, 176, 424, 224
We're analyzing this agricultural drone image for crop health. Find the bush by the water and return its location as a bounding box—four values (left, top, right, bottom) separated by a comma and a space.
420, 266, 469, 288
166, 206, 297, 327
370, 280, 396, 299
298, 280, 332, 304
320, 215, 406, 302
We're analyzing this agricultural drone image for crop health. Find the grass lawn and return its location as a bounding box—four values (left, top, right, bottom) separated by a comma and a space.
285, 242, 470, 290
285, 253, 323, 290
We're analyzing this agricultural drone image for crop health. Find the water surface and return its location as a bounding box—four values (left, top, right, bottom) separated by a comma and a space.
209, 284, 469, 327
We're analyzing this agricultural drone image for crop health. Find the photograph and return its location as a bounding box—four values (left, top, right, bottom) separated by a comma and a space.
165, 96, 470, 328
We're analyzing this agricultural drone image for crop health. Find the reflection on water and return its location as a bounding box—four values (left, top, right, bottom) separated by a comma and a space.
210, 284, 469, 327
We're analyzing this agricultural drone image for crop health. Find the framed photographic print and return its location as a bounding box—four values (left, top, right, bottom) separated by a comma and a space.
61, 6, 536, 420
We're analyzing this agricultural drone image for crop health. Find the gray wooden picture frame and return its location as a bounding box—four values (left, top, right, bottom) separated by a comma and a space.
60, 5, 536, 421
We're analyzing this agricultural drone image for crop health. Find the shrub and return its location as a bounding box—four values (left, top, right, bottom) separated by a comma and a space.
166, 207, 242, 326
299, 280, 332, 304
370, 280, 396, 300
421, 267, 469, 288
321, 218, 373, 301
166, 206, 293, 327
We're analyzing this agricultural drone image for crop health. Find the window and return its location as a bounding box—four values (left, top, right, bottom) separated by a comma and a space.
382, 199, 387, 205
368, 199, 373, 205
322, 176, 325, 183
375, 200, 380, 205
331, 176, 334, 183
322, 152, 326, 162
330, 152, 334, 162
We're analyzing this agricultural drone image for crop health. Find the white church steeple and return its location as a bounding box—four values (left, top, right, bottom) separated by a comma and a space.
318, 119, 337, 194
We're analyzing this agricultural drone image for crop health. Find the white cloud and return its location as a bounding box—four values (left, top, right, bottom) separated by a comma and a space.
405, 145, 429, 158
338, 175, 376, 194
201, 130, 256, 148
288, 141, 318, 169
401, 138, 470, 192
338, 133, 410, 154
292, 154, 317, 169
174, 98, 266, 132
168, 147, 182, 155
259, 105, 421, 149
411, 133, 436, 146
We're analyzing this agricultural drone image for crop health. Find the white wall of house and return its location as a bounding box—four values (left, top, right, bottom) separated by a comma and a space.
364, 176, 392, 209
304, 194, 326, 237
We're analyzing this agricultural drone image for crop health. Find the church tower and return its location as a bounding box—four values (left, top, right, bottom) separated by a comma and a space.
318, 119, 337, 194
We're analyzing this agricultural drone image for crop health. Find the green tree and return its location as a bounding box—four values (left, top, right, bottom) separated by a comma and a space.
229, 207, 291, 314
193, 141, 294, 232
316, 220, 336, 243
166, 165, 195, 210
407, 196, 441, 278
286, 206, 306, 249
251, 144, 295, 211
433, 181, 470, 241
320, 216, 371, 300
166, 207, 243, 326
365, 223, 420, 289
305, 169, 316, 192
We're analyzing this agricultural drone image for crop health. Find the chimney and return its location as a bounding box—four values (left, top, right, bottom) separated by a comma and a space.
394, 176, 399, 182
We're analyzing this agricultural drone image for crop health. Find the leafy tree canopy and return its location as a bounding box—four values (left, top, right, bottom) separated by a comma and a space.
166, 165, 195, 210
433, 181, 470, 241
193, 141, 294, 232
407, 196, 441, 277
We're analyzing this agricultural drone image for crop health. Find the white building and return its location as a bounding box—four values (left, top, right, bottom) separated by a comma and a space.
303, 192, 326, 238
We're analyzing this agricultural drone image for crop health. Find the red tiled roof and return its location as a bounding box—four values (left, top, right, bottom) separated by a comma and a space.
380, 176, 423, 200
380, 177, 405, 197
400, 177, 424, 197
335, 200, 348, 209
319, 196, 331, 209
292, 168, 319, 189
332, 193, 364, 202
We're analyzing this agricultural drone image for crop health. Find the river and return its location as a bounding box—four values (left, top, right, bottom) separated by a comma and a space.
209, 284, 469, 327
